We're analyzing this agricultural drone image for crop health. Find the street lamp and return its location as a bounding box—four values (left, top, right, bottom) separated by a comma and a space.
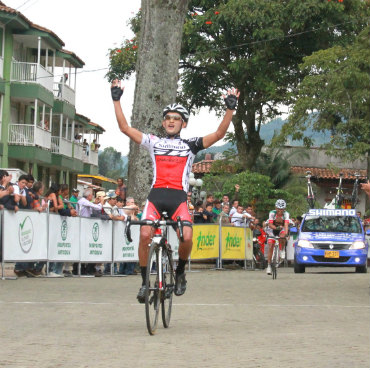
189, 172, 203, 203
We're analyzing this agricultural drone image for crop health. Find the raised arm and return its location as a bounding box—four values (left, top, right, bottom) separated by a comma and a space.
202, 88, 240, 149
111, 79, 143, 145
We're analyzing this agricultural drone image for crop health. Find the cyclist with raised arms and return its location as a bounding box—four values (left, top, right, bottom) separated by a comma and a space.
265, 199, 290, 275
111, 80, 239, 302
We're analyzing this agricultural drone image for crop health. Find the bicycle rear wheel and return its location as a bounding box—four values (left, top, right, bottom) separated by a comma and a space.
145, 242, 160, 335
351, 187, 358, 209
161, 245, 175, 328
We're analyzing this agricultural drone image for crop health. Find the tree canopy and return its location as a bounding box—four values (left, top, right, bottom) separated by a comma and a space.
98, 146, 126, 180
273, 26, 370, 174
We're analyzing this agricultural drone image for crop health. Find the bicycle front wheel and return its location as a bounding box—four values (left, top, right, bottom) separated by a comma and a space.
145, 242, 160, 335
161, 245, 175, 328
272, 245, 278, 280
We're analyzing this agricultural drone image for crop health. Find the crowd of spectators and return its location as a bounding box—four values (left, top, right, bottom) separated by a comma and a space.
0, 172, 140, 278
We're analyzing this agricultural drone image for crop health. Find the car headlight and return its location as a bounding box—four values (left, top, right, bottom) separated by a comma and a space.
349, 241, 366, 249
297, 240, 314, 248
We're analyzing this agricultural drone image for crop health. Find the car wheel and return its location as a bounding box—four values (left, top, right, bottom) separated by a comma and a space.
355, 261, 368, 273
294, 257, 305, 273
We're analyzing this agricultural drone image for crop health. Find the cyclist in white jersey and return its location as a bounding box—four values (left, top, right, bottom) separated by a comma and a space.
111, 79, 239, 302
266, 199, 290, 275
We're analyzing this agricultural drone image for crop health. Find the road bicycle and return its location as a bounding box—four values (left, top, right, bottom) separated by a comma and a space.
305, 171, 316, 209
350, 172, 360, 209
268, 230, 287, 279
125, 213, 184, 335
334, 172, 344, 209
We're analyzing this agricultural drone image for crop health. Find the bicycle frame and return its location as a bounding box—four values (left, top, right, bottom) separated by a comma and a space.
350, 173, 360, 209
335, 172, 344, 209
306, 171, 315, 209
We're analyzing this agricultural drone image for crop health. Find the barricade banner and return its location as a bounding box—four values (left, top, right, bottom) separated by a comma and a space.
3, 209, 48, 261
48, 214, 80, 261
190, 224, 219, 260
168, 226, 179, 261
80, 218, 113, 262
220, 226, 245, 260
113, 221, 139, 262
245, 228, 253, 260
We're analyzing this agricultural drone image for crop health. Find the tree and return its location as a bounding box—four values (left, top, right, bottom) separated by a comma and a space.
107, 0, 190, 203
98, 147, 125, 179
274, 27, 370, 176
179, 0, 368, 170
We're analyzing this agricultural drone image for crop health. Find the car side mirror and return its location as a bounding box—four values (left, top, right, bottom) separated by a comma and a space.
290, 227, 297, 233
366, 229, 370, 236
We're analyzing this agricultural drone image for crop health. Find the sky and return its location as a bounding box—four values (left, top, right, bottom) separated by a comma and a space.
5, 0, 223, 156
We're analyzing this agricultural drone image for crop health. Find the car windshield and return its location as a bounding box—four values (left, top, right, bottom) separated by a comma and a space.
301, 215, 362, 233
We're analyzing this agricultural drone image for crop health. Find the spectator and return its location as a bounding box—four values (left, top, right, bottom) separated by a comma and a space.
90, 139, 97, 152
244, 204, 255, 228
44, 183, 63, 214
13, 174, 28, 208
193, 202, 205, 224
212, 199, 222, 222
202, 203, 214, 223
69, 188, 79, 209
115, 196, 128, 221
58, 72, 68, 97
221, 194, 230, 208
115, 177, 127, 204
0, 170, 17, 212
203, 194, 214, 209
82, 139, 89, 154
231, 205, 249, 227
77, 188, 104, 218
58, 184, 77, 217
217, 204, 231, 225
229, 199, 239, 218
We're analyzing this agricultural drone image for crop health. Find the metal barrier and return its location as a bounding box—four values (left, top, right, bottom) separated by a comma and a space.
1, 209, 254, 279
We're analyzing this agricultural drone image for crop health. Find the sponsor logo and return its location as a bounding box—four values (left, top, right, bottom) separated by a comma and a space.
196, 231, 216, 250
225, 232, 242, 250
92, 222, 99, 242
19, 216, 33, 253
308, 209, 356, 217
61, 220, 67, 241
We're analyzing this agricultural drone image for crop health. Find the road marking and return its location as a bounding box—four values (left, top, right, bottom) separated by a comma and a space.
0, 301, 368, 308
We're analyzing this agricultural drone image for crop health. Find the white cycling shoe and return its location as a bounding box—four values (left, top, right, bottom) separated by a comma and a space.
266, 265, 272, 275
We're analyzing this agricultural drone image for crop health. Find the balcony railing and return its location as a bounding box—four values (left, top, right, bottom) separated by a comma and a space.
82, 149, 98, 167
73, 143, 84, 161
11, 61, 53, 92
53, 82, 76, 106
51, 136, 72, 157
8, 123, 51, 149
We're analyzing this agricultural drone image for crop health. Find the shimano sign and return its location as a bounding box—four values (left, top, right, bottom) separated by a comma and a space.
308, 209, 356, 217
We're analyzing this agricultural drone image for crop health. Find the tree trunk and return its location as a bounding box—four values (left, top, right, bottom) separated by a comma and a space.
128, 0, 190, 204
232, 96, 264, 171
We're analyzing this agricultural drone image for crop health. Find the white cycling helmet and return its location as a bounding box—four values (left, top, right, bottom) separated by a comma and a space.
163, 103, 189, 122
275, 199, 286, 209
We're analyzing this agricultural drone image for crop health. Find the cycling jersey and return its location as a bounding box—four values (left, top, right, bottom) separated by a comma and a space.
266, 210, 290, 239
141, 134, 204, 192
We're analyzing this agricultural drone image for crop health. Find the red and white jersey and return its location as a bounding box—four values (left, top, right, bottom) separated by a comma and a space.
141, 134, 204, 192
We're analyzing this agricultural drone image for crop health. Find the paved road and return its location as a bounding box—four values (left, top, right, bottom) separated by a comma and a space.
0, 266, 369, 368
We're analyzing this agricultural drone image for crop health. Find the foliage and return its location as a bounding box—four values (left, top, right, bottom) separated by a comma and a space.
273, 26, 370, 165
253, 146, 309, 188
98, 147, 125, 179
202, 170, 311, 220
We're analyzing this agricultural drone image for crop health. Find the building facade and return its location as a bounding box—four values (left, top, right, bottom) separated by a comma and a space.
0, 2, 104, 188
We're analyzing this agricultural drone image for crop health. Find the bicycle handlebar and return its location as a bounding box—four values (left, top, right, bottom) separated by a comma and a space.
124, 216, 184, 243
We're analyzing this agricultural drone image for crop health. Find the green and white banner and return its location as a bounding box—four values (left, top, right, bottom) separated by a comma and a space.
80, 218, 113, 262
48, 214, 80, 261
3, 210, 48, 261
113, 221, 139, 262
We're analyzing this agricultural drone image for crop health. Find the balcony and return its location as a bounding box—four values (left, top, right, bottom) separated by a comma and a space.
51, 136, 72, 157
73, 142, 84, 161
53, 82, 76, 106
82, 150, 98, 167
11, 61, 53, 92
8, 123, 51, 150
